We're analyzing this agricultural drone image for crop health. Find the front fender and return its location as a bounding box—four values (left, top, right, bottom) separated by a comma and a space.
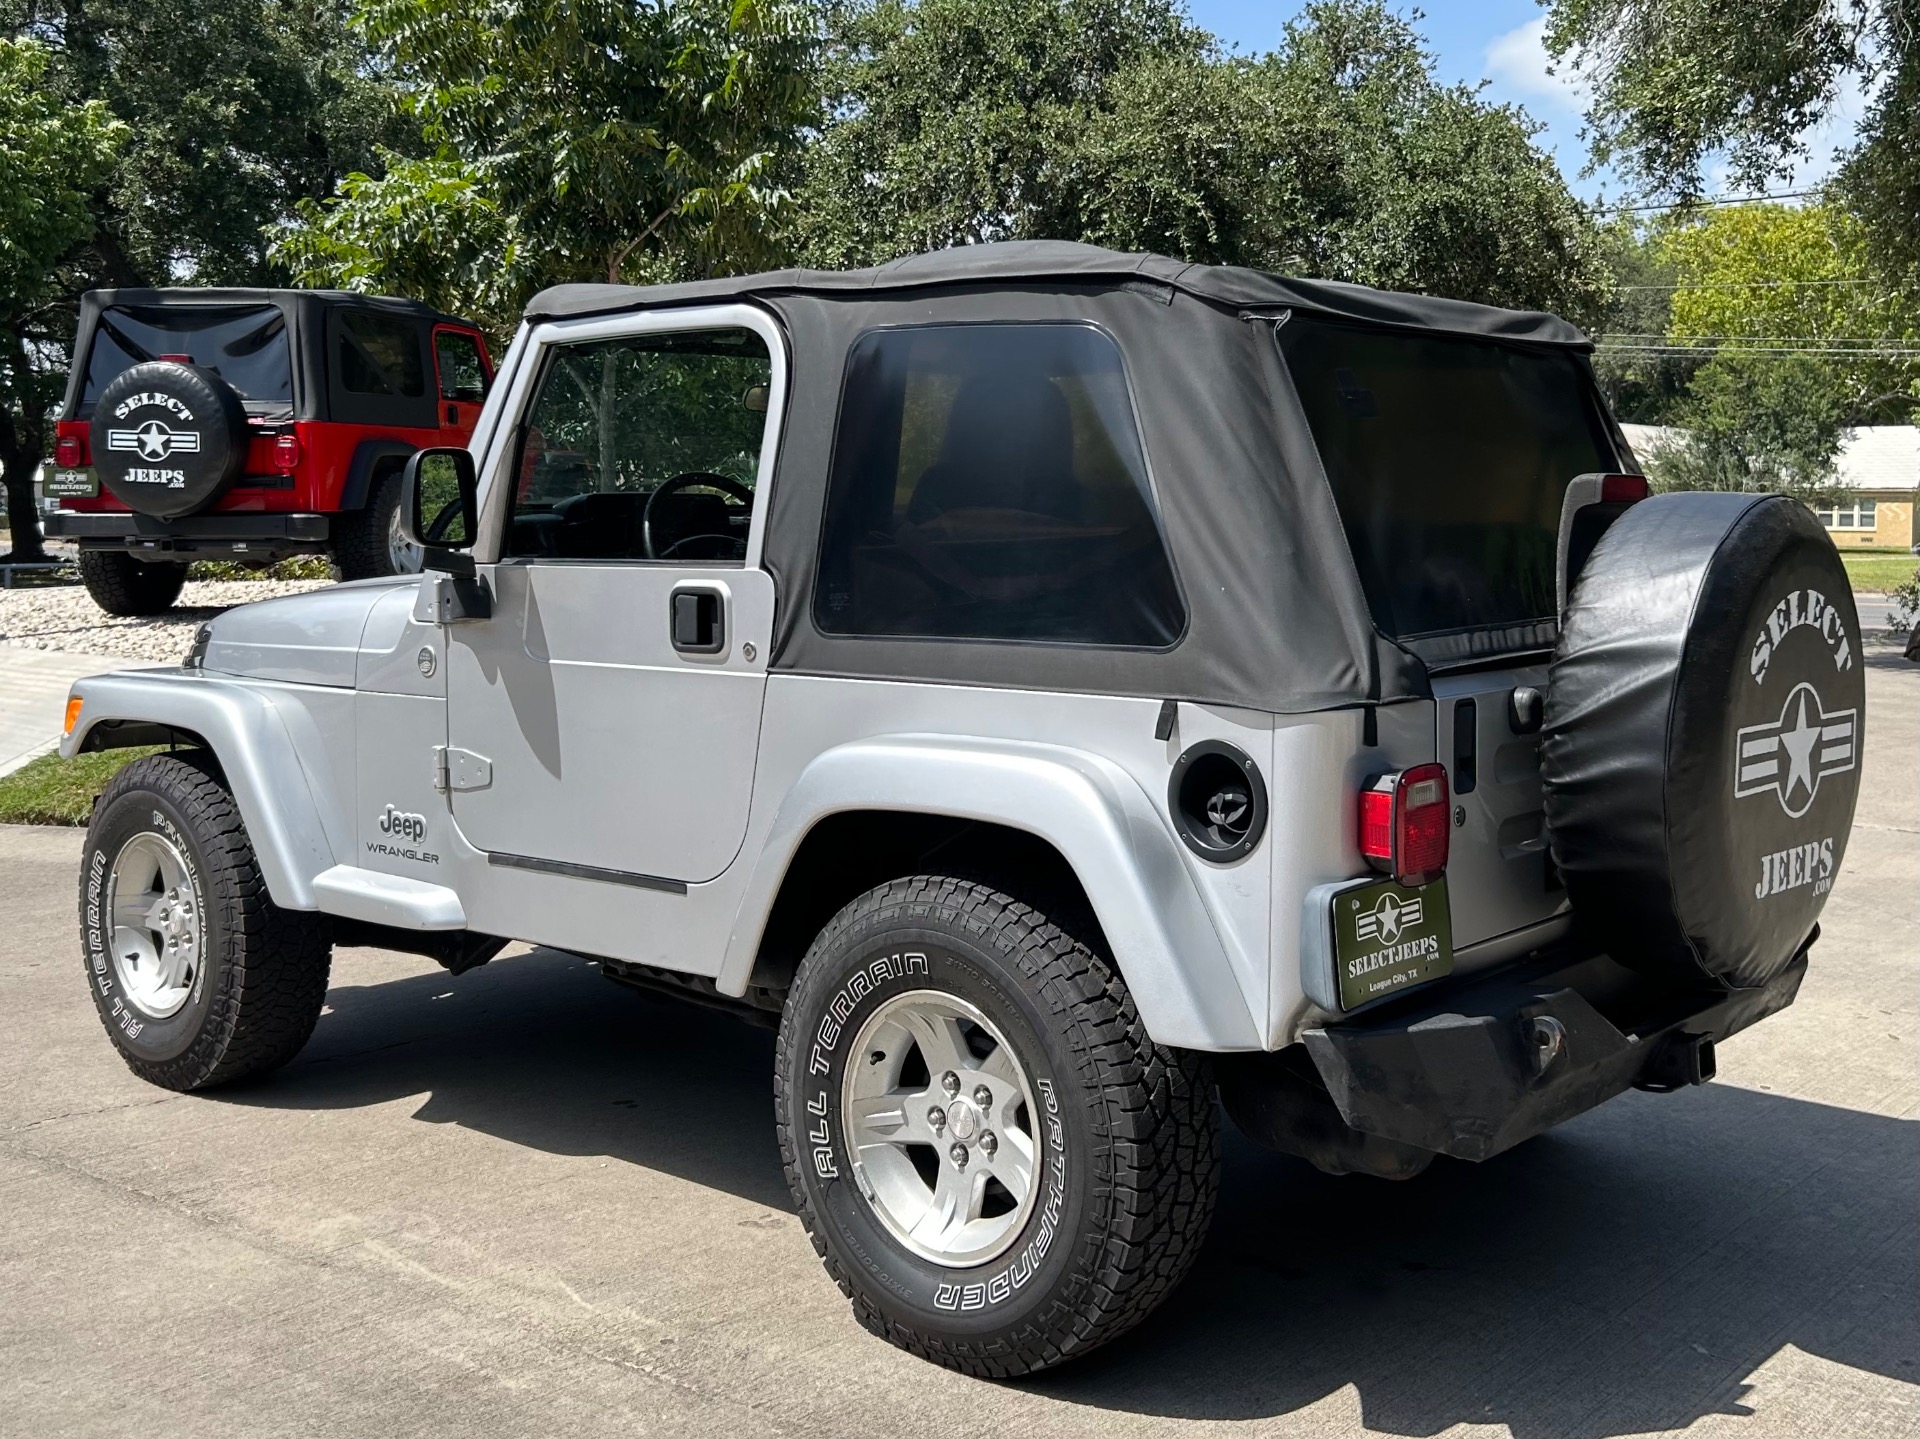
61, 669, 338, 910
718, 735, 1262, 1050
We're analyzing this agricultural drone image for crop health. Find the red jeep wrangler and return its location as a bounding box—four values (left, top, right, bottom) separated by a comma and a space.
44, 289, 493, 614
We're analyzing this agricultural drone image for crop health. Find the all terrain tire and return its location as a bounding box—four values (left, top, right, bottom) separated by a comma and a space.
78, 551, 188, 616
333, 465, 423, 581
79, 752, 332, 1090
775, 876, 1219, 1377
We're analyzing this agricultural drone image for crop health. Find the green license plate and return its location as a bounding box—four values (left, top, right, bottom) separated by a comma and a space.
1331, 875, 1454, 1010
43, 466, 98, 499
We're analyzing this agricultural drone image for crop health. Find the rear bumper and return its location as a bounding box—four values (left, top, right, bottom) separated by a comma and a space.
47, 512, 330, 556
1299, 939, 1809, 1162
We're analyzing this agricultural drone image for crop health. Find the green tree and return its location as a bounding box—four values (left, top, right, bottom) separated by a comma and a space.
1590, 222, 1702, 423
1654, 202, 1917, 423
6, 0, 408, 285
270, 152, 528, 335
1541, 0, 1918, 277
797, 0, 1614, 325
1629, 202, 1918, 500
0, 37, 122, 561
275, 0, 817, 313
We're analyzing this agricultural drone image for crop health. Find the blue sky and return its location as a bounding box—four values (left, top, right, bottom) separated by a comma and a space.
1183, 2, 1868, 207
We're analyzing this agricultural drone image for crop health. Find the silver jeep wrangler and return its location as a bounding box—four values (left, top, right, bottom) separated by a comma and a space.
63, 242, 1866, 1376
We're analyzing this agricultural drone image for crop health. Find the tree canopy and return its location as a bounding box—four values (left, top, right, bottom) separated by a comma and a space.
275, 0, 818, 317
1615, 202, 1919, 500
0, 37, 122, 557
797, 0, 1615, 325
1542, 0, 1917, 279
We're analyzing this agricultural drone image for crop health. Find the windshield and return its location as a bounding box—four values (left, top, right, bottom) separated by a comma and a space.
1278, 317, 1620, 653
83, 305, 293, 411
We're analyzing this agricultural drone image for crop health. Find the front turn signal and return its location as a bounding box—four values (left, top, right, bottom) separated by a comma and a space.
63, 696, 84, 737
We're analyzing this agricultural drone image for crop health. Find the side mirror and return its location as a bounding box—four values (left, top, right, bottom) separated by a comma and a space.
401, 447, 479, 575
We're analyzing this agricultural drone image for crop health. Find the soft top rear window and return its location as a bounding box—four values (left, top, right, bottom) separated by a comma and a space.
84, 305, 292, 409
1278, 317, 1619, 651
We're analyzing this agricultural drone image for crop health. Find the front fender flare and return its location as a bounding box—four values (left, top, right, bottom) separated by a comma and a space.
61, 669, 338, 910
718, 735, 1262, 1050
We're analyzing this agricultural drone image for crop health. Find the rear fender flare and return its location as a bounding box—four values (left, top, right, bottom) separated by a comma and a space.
339, 440, 420, 512
718, 736, 1263, 1050
60, 670, 339, 910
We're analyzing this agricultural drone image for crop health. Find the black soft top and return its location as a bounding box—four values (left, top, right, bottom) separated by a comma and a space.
62, 287, 477, 424
77, 286, 470, 328
523, 242, 1617, 714
528, 240, 1592, 350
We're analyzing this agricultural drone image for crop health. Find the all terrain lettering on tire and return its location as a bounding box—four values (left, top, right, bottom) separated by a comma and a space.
807, 950, 928, 1076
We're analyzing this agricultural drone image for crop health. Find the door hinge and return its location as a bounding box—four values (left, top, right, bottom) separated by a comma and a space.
433, 745, 492, 793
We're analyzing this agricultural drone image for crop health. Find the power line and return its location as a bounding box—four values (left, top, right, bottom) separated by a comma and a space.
1598, 190, 1821, 213
1606, 333, 1920, 344
1596, 343, 1920, 357
1615, 278, 1887, 290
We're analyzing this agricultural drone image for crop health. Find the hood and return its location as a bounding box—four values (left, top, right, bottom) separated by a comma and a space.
201, 576, 418, 687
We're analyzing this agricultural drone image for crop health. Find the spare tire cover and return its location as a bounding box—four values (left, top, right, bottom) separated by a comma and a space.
92, 361, 248, 519
1542, 492, 1864, 990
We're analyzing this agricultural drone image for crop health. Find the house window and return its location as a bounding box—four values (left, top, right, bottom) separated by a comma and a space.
1813, 500, 1877, 530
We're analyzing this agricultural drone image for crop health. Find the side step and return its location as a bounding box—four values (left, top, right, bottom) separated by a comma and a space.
311, 865, 466, 930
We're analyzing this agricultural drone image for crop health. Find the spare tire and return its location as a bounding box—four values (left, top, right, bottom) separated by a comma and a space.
1542, 492, 1865, 991
92, 361, 248, 519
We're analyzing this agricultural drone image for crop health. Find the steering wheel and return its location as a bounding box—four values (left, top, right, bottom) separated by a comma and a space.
643, 471, 754, 561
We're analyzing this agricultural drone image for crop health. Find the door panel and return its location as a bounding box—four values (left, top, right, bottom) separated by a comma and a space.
442, 307, 785, 897
446, 561, 771, 884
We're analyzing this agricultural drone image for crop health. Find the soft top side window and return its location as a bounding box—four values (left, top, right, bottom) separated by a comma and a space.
338, 310, 426, 397
815, 322, 1184, 647
435, 329, 490, 402
505, 327, 772, 565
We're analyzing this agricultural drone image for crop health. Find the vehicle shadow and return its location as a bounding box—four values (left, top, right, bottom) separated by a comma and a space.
223, 946, 1916, 1438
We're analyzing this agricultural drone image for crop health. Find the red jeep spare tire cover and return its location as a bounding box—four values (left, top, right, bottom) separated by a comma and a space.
1542, 492, 1864, 990
92, 361, 249, 519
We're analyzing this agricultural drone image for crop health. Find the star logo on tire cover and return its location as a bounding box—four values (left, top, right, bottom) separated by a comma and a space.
1356, 890, 1422, 945
106, 420, 201, 462
1734, 682, 1857, 818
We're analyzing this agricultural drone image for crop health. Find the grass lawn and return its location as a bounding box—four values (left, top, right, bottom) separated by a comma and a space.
0, 746, 161, 826
1840, 550, 1918, 592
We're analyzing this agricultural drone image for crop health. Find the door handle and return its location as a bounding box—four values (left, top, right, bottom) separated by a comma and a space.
670, 586, 725, 653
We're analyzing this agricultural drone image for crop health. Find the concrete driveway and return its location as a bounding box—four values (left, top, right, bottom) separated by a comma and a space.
1, 646, 1913, 1439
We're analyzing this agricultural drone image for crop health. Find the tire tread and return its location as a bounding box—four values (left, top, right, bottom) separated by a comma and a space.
775, 875, 1218, 1377
85, 752, 330, 1090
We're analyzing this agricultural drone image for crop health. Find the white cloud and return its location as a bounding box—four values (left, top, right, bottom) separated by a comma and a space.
1483, 16, 1589, 113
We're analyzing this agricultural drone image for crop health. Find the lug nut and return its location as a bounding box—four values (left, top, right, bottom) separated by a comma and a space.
973, 1085, 992, 1111
941, 1071, 960, 1097
927, 1106, 946, 1131
950, 1143, 969, 1167
980, 1130, 997, 1157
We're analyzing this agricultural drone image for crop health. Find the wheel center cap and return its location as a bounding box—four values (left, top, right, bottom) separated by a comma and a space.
946, 1100, 979, 1141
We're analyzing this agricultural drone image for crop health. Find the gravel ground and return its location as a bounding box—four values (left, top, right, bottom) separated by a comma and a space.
0, 579, 332, 662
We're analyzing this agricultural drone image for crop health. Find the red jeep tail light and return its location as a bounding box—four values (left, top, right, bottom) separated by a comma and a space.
55, 434, 85, 468
1600, 473, 1650, 503
159, 353, 193, 364
1359, 762, 1451, 884
273, 432, 301, 473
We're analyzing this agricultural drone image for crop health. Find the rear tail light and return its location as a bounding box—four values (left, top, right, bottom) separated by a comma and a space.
273, 432, 301, 473
1359, 762, 1451, 884
1600, 473, 1650, 503
55, 434, 85, 468
158, 353, 193, 364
